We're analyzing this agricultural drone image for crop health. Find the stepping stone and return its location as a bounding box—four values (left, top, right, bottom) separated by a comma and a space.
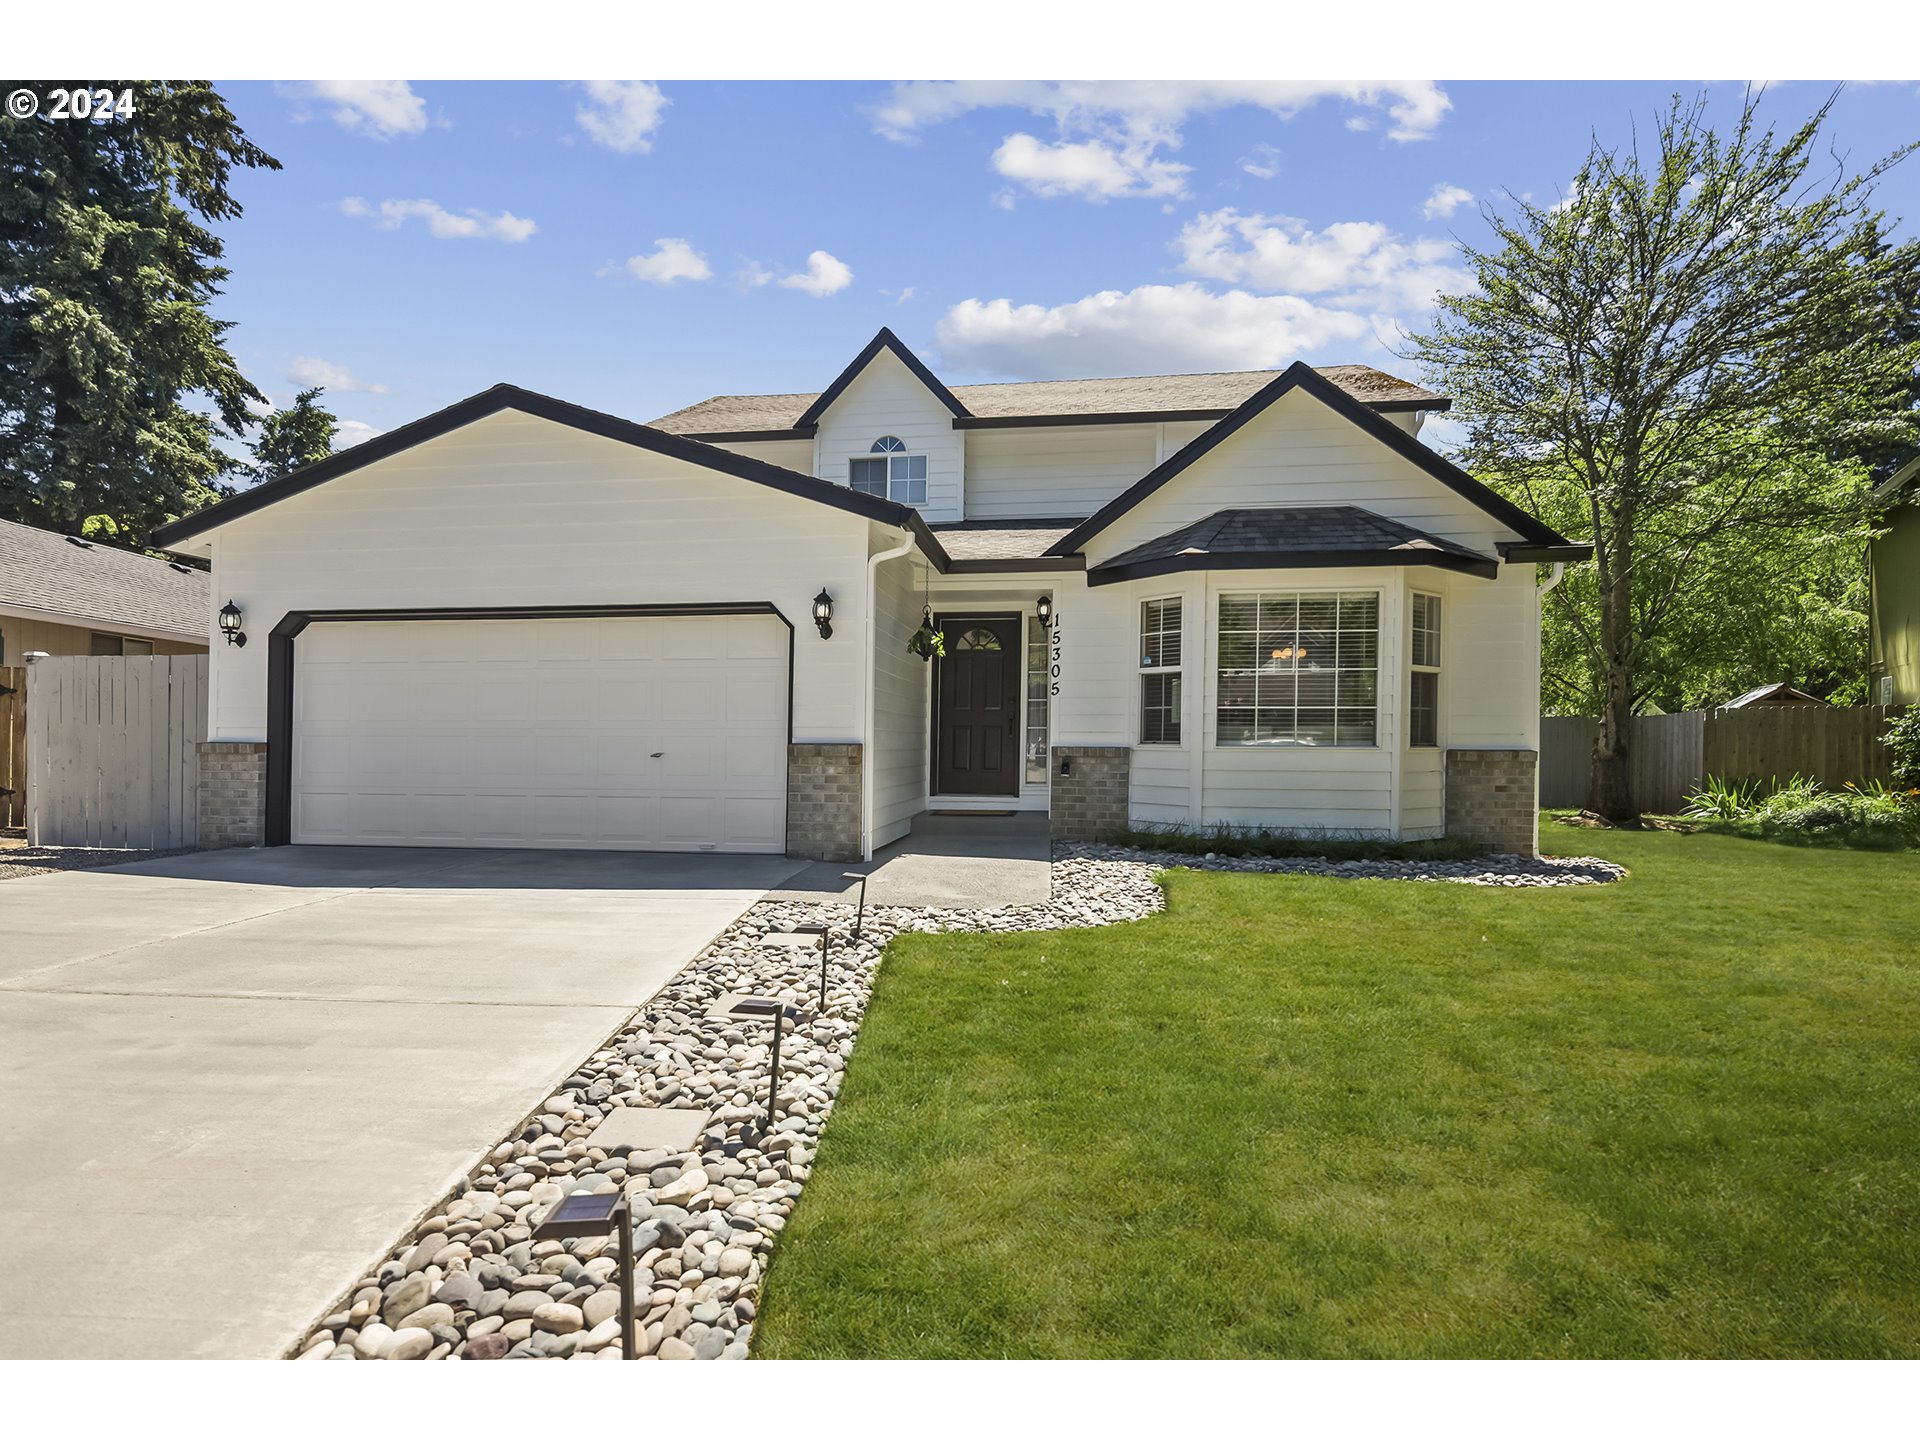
588, 1107, 709, 1154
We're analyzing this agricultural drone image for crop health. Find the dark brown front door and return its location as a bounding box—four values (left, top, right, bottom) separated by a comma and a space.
934, 614, 1022, 796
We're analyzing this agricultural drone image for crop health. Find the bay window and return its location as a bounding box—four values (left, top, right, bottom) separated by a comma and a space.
1217, 591, 1379, 746
1139, 597, 1182, 745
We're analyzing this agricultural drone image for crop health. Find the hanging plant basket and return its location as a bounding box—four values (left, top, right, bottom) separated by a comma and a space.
907, 606, 945, 662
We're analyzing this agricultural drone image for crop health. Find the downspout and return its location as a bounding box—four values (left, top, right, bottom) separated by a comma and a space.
1538, 561, 1567, 599
862, 526, 917, 861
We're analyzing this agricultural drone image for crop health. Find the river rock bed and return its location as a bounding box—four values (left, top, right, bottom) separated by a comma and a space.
292, 841, 1617, 1361
1073, 841, 1627, 887
291, 854, 1166, 1362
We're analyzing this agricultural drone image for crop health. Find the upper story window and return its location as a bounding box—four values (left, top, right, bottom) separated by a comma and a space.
850, 435, 927, 506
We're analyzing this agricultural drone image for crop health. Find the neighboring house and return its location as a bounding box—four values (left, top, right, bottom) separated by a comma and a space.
151, 328, 1586, 860
1721, 682, 1829, 710
1868, 455, 1919, 708
0, 518, 209, 663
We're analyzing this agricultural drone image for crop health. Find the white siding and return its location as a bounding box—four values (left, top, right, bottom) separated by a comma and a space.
869, 547, 931, 847
203, 410, 872, 744
963, 425, 1157, 520
811, 350, 963, 523
1400, 750, 1445, 837
709, 438, 814, 472
1444, 561, 1540, 748
1086, 386, 1518, 565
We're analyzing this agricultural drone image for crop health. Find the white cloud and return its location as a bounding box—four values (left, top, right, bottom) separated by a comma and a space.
936, 284, 1376, 378
340, 196, 536, 243
776, 250, 854, 298
287, 356, 389, 394
1240, 143, 1284, 180
575, 81, 668, 154
1422, 183, 1475, 220
334, 419, 383, 448
1175, 208, 1470, 315
296, 81, 429, 138
873, 81, 1451, 146
608, 237, 711, 285
874, 82, 1448, 206
990, 132, 1190, 202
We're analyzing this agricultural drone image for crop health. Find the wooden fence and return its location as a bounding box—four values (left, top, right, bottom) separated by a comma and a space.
0, 666, 25, 828
1540, 705, 1897, 812
27, 655, 208, 849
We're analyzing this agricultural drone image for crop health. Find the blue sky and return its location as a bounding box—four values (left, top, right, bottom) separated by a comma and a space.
210, 80, 1920, 447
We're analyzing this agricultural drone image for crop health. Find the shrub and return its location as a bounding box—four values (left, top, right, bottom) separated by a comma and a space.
1684, 771, 1917, 850
1884, 709, 1920, 792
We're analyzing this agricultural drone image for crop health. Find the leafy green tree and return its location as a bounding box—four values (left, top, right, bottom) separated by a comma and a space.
246, 386, 337, 482
1413, 89, 1920, 819
0, 81, 279, 543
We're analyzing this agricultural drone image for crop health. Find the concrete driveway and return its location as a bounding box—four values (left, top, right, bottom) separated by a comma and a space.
0, 844, 802, 1359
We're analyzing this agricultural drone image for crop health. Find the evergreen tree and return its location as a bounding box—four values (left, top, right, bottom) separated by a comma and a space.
247, 386, 336, 482
0, 81, 280, 544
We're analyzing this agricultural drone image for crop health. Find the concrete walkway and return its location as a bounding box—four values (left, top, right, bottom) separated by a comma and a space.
774, 811, 1053, 908
0, 844, 802, 1359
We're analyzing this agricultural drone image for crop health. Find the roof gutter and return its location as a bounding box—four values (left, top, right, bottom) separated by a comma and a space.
862, 526, 918, 862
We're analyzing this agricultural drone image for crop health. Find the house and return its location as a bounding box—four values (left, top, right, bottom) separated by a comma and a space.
150, 328, 1587, 860
1721, 682, 1829, 710
1868, 454, 1919, 708
0, 518, 209, 663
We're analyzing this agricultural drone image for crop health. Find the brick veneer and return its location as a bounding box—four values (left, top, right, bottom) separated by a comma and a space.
1445, 748, 1539, 855
198, 741, 268, 849
786, 742, 862, 862
1049, 744, 1132, 842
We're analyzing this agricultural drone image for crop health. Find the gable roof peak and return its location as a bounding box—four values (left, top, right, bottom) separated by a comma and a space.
1046, 359, 1572, 557
794, 328, 970, 429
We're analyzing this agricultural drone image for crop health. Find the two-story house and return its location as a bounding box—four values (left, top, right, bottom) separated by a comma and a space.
152, 328, 1586, 860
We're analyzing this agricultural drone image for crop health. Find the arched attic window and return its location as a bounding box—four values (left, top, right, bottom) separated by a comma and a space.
850, 435, 928, 506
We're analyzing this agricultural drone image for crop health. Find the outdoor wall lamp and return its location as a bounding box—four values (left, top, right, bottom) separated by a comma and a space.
218, 599, 247, 647
531, 1192, 637, 1360
812, 587, 834, 639
1036, 593, 1053, 626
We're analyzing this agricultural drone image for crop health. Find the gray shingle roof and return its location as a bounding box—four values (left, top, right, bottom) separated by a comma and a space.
927, 520, 1082, 562
0, 519, 209, 639
1088, 506, 1497, 586
650, 365, 1446, 435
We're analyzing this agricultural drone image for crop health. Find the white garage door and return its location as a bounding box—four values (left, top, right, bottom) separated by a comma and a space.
291, 614, 787, 852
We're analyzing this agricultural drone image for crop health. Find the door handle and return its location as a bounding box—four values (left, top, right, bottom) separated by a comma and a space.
650, 752, 664, 758
1006, 715, 1016, 733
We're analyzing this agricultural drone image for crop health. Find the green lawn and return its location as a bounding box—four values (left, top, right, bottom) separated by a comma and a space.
754, 823, 1920, 1358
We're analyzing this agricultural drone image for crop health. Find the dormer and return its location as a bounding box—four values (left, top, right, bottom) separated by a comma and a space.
802, 329, 968, 524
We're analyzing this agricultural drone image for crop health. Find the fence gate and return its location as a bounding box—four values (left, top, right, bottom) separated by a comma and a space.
0, 666, 24, 828
27, 654, 209, 849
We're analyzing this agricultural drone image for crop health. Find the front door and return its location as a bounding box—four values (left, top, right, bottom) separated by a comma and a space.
934, 614, 1022, 796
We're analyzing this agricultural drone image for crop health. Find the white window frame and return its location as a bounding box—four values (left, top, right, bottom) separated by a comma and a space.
1139, 595, 1183, 746
850, 435, 927, 507
1212, 587, 1382, 749
1408, 592, 1442, 749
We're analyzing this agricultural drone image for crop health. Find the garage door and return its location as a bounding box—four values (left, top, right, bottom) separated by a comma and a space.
290, 615, 787, 852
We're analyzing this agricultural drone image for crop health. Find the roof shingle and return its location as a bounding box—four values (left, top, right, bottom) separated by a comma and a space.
650, 365, 1447, 435
1088, 506, 1498, 585
0, 519, 209, 639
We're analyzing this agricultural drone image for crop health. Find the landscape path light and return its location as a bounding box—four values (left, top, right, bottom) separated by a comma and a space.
530, 1190, 637, 1360
725, 995, 808, 1146
841, 870, 869, 938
